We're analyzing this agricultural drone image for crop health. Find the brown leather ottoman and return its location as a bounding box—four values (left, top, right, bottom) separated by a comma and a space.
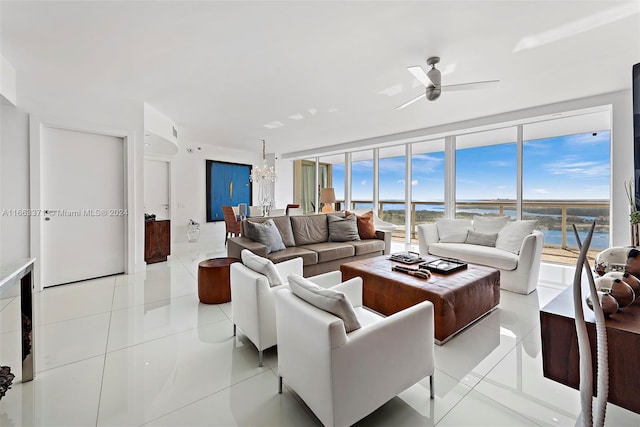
340, 255, 500, 344
198, 257, 240, 304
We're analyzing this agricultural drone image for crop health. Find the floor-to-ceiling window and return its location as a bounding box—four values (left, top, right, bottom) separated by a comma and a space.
411, 139, 445, 241
523, 114, 611, 260
455, 127, 518, 219
350, 150, 374, 211
379, 146, 406, 238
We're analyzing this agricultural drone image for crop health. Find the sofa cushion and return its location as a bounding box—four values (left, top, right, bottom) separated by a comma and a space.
428, 242, 518, 270
241, 249, 285, 286
465, 230, 498, 247
300, 242, 355, 263
436, 219, 473, 243
291, 215, 329, 245
473, 215, 510, 234
344, 239, 385, 255
346, 210, 377, 239
267, 247, 319, 266
245, 219, 286, 253
288, 274, 361, 333
328, 214, 360, 242
245, 216, 295, 247
495, 220, 537, 254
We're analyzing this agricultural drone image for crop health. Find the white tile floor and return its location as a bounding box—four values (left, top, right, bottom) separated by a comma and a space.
1, 237, 640, 426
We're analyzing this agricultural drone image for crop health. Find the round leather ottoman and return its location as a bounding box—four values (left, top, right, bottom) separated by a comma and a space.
198, 257, 240, 304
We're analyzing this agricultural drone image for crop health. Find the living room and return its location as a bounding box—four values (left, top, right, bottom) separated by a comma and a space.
1, 1, 640, 426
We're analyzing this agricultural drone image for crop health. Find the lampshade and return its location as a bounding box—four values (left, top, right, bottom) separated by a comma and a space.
320, 188, 336, 213
320, 188, 336, 203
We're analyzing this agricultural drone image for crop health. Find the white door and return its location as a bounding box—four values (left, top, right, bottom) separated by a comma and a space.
41, 127, 125, 287
144, 159, 170, 220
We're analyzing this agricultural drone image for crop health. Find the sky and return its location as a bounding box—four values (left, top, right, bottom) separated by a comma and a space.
332, 130, 611, 202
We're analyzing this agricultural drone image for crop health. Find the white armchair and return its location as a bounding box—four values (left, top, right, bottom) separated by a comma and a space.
230, 256, 347, 366
275, 279, 435, 427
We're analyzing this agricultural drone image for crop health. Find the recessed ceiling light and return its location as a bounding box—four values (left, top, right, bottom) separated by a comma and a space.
264, 121, 284, 129
144, 142, 151, 146
308, 108, 318, 115
288, 113, 304, 120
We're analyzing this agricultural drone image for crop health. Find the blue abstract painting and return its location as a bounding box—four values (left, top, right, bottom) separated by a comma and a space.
206, 160, 252, 222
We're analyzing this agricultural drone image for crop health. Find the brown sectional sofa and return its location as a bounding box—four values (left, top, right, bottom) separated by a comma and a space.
226, 214, 391, 277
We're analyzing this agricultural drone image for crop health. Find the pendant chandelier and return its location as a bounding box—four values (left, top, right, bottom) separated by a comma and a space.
250, 139, 277, 215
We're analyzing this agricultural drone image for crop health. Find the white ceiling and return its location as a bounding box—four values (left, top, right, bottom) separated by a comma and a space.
1, 1, 639, 157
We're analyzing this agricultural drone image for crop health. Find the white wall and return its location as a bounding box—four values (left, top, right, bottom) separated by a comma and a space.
0, 54, 17, 106
0, 104, 30, 262
274, 154, 294, 209
170, 144, 262, 243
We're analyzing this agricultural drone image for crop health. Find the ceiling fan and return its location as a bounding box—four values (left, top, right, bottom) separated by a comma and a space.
395, 57, 499, 110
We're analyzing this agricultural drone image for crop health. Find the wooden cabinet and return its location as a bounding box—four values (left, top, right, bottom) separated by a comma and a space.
145, 220, 170, 264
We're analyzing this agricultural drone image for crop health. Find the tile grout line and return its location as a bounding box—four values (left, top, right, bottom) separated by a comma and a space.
94, 276, 118, 427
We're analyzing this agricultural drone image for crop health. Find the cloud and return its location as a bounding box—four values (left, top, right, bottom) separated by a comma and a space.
531, 188, 549, 194
489, 160, 511, 167
411, 180, 418, 186
360, 180, 368, 186
412, 153, 444, 173
544, 157, 610, 179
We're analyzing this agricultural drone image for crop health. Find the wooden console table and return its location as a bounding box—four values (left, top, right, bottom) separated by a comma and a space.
145, 219, 170, 264
0, 258, 35, 383
540, 284, 640, 414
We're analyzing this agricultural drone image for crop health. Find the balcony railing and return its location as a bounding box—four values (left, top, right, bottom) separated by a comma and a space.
342, 199, 610, 256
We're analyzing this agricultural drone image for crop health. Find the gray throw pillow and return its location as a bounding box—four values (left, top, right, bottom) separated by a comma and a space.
495, 220, 537, 254
246, 219, 286, 253
465, 230, 498, 247
327, 214, 360, 242
288, 274, 361, 333
240, 249, 285, 287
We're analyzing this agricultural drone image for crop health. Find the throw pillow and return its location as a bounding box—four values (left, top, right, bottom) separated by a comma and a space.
345, 210, 377, 239
327, 214, 360, 242
240, 249, 285, 287
288, 274, 361, 333
495, 220, 537, 254
435, 219, 473, 243
472, 215, 510, 234
245, 219, 286, 253
465, 230, 498, 247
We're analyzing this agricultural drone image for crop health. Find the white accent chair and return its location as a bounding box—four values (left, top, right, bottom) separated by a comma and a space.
287, 207, 304, 216
230, 257, 347, 366
275, 280, 435, 427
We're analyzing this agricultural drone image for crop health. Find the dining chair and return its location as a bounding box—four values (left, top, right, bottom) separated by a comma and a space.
222, 205, 241, 244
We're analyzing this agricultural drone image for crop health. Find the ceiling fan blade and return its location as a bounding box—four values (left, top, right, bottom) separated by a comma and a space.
407, 66, 433, 87
395, 92, 426, 110
441, 80, 500, 92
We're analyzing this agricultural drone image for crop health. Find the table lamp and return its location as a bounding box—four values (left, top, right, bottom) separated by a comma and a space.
320, 187, 336, 213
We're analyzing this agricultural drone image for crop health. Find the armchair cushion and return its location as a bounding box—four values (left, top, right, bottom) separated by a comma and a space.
241, 249, 284, 286
327, 213, 360, 242
246, 219, 286, 253
288, 274, 362, 333
495, 220, 537, 254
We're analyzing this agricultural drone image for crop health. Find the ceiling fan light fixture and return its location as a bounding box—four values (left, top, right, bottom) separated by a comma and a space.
426, 86, 441, 101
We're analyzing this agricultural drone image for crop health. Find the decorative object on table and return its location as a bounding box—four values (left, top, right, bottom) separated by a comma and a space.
604, 271, 640, 298
206, 160, 252, 222
249, 139, 277, 216
0, 366, 14, 400
625, 177, 640, 246
186, 219, 200, 242
319, 187, 336, 213
593, 246, 629, 276
392, 265, 431, 279
571, 223, 608, 427
593, 276, 635, 308
389, 251, 425, 264
420, 258, 467, 274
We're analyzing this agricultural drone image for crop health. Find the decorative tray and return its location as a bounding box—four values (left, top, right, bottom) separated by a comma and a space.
389, 251, 425, 265
419, 258, 467, 274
